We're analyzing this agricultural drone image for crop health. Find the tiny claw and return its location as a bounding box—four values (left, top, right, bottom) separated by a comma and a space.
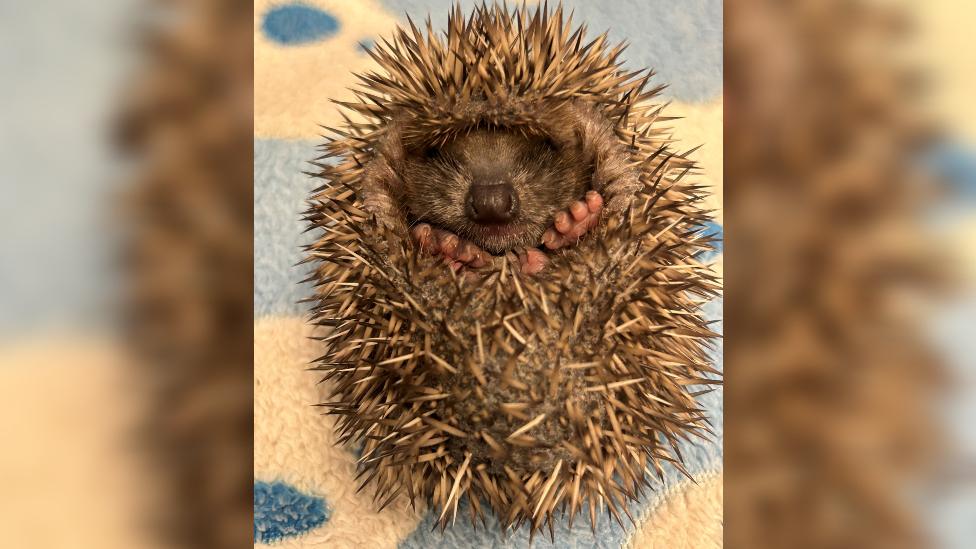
554, 211, 572, 234
409, 224, 492, 272
519, 248, 548, 275
542, 229, 557, 249
469, 250, 489, 269
440, 234, 459, 256
411, 223, 434, 252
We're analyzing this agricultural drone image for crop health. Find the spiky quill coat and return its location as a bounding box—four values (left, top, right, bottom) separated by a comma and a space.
304, 3, 720, 536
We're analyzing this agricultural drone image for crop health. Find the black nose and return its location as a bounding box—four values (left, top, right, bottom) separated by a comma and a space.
466, 183, 516, 223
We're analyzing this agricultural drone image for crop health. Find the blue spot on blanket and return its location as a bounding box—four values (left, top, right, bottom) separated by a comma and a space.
929, 142, 976, 199
254, 480, 330, 543
263, 4, 340, 45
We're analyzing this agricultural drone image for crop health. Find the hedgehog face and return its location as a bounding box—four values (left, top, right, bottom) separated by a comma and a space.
399, 129, 588, 255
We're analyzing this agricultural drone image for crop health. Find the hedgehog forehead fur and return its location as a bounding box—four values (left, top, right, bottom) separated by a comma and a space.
304, 2, 721, 537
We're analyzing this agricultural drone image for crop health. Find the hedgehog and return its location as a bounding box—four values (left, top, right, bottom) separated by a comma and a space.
303, 2, 721, 537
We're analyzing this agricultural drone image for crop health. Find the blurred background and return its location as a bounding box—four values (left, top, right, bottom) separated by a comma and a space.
0, 0, 253, 548
726, 1, 974, 548
0, 0, 971, 548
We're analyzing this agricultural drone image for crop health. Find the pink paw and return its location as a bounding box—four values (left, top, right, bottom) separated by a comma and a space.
409, 190, 603, 277
410, 223, 490, 271
514, 248, 549, 276
541, 191, 603, 250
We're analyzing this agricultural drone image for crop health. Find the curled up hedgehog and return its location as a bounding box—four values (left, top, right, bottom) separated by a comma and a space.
303, 2, 721, 538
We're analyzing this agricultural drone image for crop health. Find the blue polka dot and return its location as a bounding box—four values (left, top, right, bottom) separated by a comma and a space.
359, 39, 376, 53
254, 480, 330, 543
262, 4, 340, 45
928, 142, 976, 199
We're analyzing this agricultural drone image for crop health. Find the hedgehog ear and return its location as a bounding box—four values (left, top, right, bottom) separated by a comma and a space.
568, 102, 640, 210
357, 122, 410, 229
373, 120, 407, 170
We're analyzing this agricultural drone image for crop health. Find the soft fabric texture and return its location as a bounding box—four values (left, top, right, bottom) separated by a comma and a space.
254, 316, 426, 548
254, 1, 723, 547
625, 473, 723, 549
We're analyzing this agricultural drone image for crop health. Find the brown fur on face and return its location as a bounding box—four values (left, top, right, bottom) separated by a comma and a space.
398, 129, 589, 255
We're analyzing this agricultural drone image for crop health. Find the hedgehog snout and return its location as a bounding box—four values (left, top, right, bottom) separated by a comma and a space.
465, 181, 518, 224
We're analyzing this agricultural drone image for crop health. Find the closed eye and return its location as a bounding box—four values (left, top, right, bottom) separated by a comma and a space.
423, 145, 441, 160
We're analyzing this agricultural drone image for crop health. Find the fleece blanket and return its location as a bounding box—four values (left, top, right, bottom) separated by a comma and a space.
253, 1, 724, 547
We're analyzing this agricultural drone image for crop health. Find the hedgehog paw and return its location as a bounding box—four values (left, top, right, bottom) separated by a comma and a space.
515, 247, 549, 275
541, 190, 603, 250
410, 223, 490, 271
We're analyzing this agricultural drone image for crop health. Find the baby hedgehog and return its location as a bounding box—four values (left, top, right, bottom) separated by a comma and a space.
304, 2, 721, 538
